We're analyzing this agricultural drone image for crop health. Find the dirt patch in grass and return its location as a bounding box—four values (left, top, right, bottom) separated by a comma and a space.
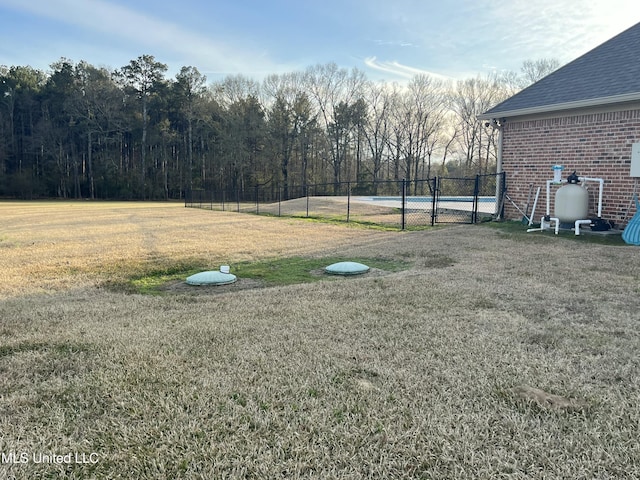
510, 385, 588, 411
162, 276, 266, 294
113, 254, 411, 295
160, 267, 395, 296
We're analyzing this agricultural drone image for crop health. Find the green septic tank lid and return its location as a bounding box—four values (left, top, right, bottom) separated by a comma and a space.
186, 271, 237, 286
325, 261, 370, 276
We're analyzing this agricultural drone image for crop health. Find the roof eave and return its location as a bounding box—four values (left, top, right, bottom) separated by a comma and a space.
478, 91, 640, 120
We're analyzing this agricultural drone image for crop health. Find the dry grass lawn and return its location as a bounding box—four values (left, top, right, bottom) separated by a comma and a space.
0, 202, 392, 298
0, 201, 639, 479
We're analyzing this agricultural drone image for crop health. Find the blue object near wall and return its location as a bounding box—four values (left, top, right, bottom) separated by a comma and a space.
622, 195, 640, 245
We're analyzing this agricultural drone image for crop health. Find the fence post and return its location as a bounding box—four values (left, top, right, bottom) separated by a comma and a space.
347, 181, 351, 222
278, 186, 282, 217
431, 177, 438, 226
472, 175, 480, 223
401, 178, 407, 230
306, 185, 309, 218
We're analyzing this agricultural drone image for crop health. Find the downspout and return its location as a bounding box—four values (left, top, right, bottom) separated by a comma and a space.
487, 118, 504, 219
496, 122, 503, 218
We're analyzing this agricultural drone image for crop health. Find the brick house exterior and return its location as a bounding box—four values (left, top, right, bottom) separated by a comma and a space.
480, 22, 640, 227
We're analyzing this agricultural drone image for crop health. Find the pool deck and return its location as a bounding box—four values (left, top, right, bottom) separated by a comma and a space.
348, 196, 497, 214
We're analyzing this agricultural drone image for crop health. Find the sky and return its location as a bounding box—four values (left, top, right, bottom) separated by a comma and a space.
0, 0, 638, 83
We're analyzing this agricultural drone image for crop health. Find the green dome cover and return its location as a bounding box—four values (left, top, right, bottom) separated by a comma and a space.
325, 261, 370, 276
186, 271, 237, 286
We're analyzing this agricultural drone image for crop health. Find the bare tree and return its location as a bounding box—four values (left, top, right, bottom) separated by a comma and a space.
212, 74, 261, 108
303, 63, 367, 189
262, 72, 305, 110
449, 59, 560, 175
520, 58, 560, 86
361, 81, 393, 189
501, 58, 561, 94
386, 75, 451, 190
450, 74, 508, 174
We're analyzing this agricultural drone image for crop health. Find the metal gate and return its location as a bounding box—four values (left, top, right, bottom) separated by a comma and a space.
430, 173, 504, 225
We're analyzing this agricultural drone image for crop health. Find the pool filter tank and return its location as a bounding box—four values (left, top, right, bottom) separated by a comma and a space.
554, 171, 589, 223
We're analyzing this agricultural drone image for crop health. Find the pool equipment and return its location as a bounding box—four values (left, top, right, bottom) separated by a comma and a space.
552, 165, 564, 183
527, 170, 604, 235
325, 261, 370, 276
554, 171, 589, 223
622, 194, 640, 245
504, 193, 530, 223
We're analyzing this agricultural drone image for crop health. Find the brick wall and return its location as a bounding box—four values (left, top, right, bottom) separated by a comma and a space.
502, 108, 640, 227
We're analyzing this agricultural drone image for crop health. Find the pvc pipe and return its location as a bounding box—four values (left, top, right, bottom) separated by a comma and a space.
527, 216, 559, 234
574, 219, 592, 236
495, 127, 503, 218
578, 177, 604, 217
526, 216, 544, 232
526, 215, 547, 233
528, 187, 541, 226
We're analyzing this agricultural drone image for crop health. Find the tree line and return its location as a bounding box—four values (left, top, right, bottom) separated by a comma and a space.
0, 56, 558, 200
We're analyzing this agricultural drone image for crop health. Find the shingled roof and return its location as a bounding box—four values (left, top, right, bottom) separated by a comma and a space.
480, 22, 640, 119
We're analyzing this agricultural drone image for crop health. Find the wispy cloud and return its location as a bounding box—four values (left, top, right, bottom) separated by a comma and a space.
0, 0, 291, 76
363, 0, 638, 77
364, 57, 454, 81
470, 0, 638, 65
1, 0, 637, 82
371, 39, 417, 48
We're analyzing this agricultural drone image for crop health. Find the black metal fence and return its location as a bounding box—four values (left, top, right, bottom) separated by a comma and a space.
185, 173, 505, 229
432, 172, 504, 224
